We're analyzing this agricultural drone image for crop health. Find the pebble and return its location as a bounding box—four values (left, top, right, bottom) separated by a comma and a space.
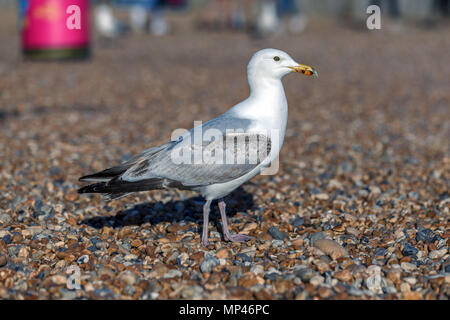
346, 227, 359, 237
401, 262, 417, 272
416, 228, 437, 243
131, 239, 143, 247
292, 238, 304, 247
236, 253, 252, 263
119, 272, 137, 286
268, 226, 287, 240
313, 239, 348, 260
50, 275, 67, 285
309, 276, 325, 286
291, 217, 305, 229
242, 222, 258, 233
334, 270, 352, 282
163, 269, 182, 279
216, 248, 230, 259
181, 286, 203, 299
429, 248, 447, 259
95, 241, 109, 250
313, 193, 329, 200
18, 247, 29, 258
403, 291, 422, 300
0, 254, 7, 267
200, 254, 220, 273
402, 243, 418, 257
98, 267, 115, 280
310, 232, 328, 244
77, 255, 89, 264
404, 277, 417, 286
250, 265, 264, 275
295, 268, 316, 282
0, 213, 12, 225
176, 253, 189, 267
400, 282, 411, 293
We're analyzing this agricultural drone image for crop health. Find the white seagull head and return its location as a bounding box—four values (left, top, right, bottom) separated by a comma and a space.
247, 48, 318, 82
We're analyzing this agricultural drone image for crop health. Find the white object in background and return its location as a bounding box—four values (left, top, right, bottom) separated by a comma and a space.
150, 12, 170, 36
94, 4, 119, 38
129, 5, 148, 32
288, 14, 308, 34
257, 0, 280, 35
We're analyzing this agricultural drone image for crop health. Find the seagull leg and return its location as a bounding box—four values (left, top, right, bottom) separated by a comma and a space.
201, 200, 212, 246
218, 199, 253, 243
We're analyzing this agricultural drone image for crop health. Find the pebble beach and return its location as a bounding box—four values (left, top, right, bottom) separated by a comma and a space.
0, 13, 449, 300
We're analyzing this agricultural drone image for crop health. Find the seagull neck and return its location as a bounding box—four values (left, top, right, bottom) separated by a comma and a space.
248, 77, 285, 101
228, 76, 288, 124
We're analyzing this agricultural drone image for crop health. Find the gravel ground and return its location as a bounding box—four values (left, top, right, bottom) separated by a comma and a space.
0, 13, 449, 299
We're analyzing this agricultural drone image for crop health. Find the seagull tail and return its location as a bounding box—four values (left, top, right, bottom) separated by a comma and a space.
78, 178, 165, 195
77, 177, 195, 199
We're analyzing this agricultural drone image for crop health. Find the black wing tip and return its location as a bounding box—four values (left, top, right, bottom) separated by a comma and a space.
78, 173, 108, 182
77, 182, 106, 194
78, 176, 90, 182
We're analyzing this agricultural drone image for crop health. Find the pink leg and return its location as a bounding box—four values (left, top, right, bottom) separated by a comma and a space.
218, 199, 253, 243
202, 200, 212, 246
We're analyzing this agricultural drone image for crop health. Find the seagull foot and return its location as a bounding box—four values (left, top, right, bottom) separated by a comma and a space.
225, 234, 254, 243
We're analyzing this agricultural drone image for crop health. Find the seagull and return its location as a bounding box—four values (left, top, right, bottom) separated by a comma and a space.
78, 48, 317, 246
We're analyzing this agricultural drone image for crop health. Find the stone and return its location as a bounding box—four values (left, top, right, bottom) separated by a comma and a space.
0, 214, 12, 225
250, 265, 264, 275
401, 262, 417, 272
50, 275, 67, 285
313, 193, 329, 200
291, 217, 305, 229
242, 222, 258, 233
216, 248, 230, 259
119, 272, 137, 285
310, 232, 328, 244
403, 291, 422, 300
402, 243, 418, 257
163, 269, 182, 279
77, 255, 89, 264
309, 275, 324, 286
200, 254, 220, 273
292, 238, 304, 247
18, 247, 29, 258
334, 269, 352, 282
400, 282, 411, 293
268, 226, 287, 240
181, 285, 203, 299
313, 239, 348, 260
416, 228, 437, 243
131, 239, 143, 247
95, 241, 109, 250
346, 227, 359, 237
295, 268, 316, 282
97, 267, 115, 280
0, 254, 7, 267
429, 248, 447, 259
374, 247, 388, 257
176, 252, 189, 267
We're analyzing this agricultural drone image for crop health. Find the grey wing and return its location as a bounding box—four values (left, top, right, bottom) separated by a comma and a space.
120, 131, 272, 187
78, 141, 175, 182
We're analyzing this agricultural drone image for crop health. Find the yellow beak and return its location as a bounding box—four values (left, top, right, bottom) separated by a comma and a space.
289, 64, 318, 77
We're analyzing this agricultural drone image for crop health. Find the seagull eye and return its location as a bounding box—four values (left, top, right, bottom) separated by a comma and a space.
273, 56, 280, 62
